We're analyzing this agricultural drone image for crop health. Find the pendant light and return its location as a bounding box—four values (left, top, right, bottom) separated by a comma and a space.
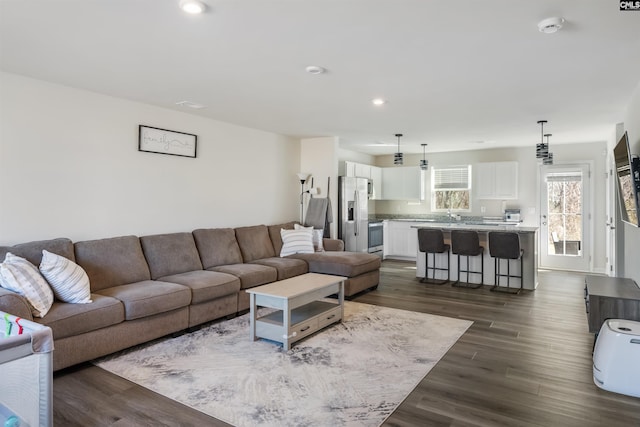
543, 134, 554, 165
536, 120, 549, 159
420, 143, 428, 170
394, 133, 403, 165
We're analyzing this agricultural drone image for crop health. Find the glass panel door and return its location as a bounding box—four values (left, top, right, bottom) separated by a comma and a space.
540, 164, 591, 271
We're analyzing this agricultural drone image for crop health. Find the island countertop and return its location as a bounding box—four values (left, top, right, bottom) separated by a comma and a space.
409, 222, 538, 233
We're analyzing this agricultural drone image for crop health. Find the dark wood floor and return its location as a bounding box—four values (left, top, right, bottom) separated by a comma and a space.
52, 261, 640, 426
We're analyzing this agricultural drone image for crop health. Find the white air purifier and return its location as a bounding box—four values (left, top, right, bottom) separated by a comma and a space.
593, 319, 640, 398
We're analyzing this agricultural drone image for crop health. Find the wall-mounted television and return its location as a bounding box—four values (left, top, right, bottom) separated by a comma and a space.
613, 131, 640, 227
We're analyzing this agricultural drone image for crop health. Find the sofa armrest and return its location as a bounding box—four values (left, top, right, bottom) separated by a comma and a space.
323, 238, 344, 252
0, 288, 34, 320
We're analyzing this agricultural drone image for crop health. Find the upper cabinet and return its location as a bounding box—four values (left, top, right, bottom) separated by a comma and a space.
354, 162, 371, 179
343, 161, 382, 199
381, 166, 423, 200
344, 161, 370, 178
475, 161, 518, 199
342, 161, 421, 200
370, 166, 382, 200
344, 160, 357, 177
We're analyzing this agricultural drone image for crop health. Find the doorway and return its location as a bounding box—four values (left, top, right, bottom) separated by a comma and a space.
539, 164, 591, 271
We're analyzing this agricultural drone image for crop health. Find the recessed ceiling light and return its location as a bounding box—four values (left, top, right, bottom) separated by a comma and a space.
372, 98, 386, 106
180, 0, 206, 14
305, 65, 326, 75
538, 17, 565, 34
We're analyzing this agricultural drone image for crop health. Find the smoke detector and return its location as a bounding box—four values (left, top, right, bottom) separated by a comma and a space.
538, 17, 565, 34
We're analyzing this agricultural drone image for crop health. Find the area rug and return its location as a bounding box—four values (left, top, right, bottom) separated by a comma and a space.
95, 302, 472, 426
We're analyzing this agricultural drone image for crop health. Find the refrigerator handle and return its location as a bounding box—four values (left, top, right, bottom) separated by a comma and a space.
354, 190, 359, 236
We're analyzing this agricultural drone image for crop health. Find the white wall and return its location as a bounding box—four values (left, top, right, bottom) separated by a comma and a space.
0, 72, 300, 245
300, 137, 339, 237
620, 82, 640, 284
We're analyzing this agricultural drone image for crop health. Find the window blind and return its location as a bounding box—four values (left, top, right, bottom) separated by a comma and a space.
433, 166, 471, 190
546, 172, 582, 183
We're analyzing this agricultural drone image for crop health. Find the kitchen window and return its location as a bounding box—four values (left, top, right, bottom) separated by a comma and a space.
431, 165, 471, 211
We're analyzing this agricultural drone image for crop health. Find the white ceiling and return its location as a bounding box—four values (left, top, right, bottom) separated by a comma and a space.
1, 0, 640, 155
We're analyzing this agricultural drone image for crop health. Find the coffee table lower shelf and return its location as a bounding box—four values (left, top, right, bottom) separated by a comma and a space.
256, 300, 342, 345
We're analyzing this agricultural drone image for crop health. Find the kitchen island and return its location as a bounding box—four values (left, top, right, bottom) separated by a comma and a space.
410, 222, 539, 290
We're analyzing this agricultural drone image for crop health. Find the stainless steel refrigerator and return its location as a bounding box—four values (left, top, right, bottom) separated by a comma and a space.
338, 176, 369, 253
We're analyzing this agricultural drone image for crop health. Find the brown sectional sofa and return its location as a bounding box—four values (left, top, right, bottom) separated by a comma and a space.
0, 222, 380, 371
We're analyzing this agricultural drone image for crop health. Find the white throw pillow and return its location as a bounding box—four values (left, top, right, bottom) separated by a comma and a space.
280, 228, 315, 257
39, 250, 92, 304
294, 224, 324, 252
0, 252, 54, 317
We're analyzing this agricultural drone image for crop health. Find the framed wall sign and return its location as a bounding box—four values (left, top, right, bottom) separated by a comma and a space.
138, 125, 197, 158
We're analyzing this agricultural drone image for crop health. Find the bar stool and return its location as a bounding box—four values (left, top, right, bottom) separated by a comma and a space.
451, 230, 483, 289
417, 228, 450, 285
488, 231, 523, 294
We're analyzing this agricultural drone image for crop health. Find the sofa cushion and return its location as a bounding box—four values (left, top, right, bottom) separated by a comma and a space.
279, 228, 314, 257
267, 221, 297, 255
95, 280, 191, 320
323, 238, 345, 252
0, 252, 54, 317
192, 228, 243, 268
290, 252, 381, 277
0, 238, 75, 266
250, 257, 308, 280
74, 236, 151, 292
157, 270, 240, 305
140, 233, 203, 280
209, 264, 277, 289
39, 250, 92, 304
37, 294, 124, 339
234, 225, 276, 262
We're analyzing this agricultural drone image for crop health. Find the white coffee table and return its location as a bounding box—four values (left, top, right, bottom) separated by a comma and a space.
247, 273, 345, 350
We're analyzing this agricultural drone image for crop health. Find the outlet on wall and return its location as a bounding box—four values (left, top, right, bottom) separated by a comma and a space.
480, 206, 486, 213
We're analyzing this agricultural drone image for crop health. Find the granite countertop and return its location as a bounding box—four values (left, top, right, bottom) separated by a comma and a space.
372, 216, 538, 232
409, 222, 538, 233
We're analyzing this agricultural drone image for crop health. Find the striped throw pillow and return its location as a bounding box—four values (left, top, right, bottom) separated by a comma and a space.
280, 228, 314, 257
39, 250, 92, 304
294, 224, 324, 252
0, 252, 54, 317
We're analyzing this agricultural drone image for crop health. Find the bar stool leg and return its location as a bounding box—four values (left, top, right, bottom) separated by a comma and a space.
421, 250, 450, 285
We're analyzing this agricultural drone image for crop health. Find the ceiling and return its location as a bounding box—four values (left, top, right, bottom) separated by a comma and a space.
1, 0, 640, 155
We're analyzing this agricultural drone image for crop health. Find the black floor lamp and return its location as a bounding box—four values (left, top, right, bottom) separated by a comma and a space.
297, 172, 309, 223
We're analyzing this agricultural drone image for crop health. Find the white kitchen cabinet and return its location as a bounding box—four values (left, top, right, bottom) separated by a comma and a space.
370, 166, 382, 200
344, 161, 373, 179
475, 161, 518, 199
383, 220, 419, 260
344, 161, 356, 177
381, 166, 422, 200
354, 162, 371, 179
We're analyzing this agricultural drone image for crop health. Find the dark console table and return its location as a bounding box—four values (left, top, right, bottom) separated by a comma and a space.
584, 275, 640, 333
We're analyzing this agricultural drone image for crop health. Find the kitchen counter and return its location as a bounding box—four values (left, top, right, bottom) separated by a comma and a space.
411, 222, 537, 233
408, 222, 539, 290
